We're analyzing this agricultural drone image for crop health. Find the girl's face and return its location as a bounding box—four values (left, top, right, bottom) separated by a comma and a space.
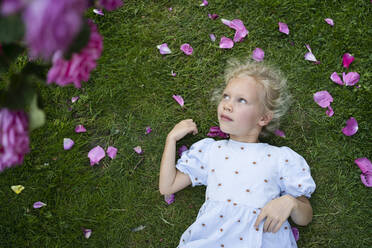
217, 76, 271, 142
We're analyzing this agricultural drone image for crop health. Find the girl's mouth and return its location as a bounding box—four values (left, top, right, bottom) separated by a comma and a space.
220, 114, 233, 121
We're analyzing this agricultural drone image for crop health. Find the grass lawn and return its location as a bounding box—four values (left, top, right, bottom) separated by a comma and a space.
1, 0, 371, 247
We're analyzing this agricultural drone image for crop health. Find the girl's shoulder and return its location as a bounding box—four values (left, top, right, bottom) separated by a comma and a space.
263, 144, 305, 160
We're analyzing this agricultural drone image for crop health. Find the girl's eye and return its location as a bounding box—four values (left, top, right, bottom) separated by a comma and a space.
239, 98, 247, 104
223, 94, 230, 100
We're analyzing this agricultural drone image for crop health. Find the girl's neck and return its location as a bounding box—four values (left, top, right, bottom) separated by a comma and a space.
229, 134, 260, 143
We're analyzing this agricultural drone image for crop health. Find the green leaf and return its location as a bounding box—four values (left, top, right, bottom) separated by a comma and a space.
29, 94, 45, 131
0, 15, 25, 44
64, 20, 91, 60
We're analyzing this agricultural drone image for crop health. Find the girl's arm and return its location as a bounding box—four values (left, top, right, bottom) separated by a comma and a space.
159, 119, 198, 195
254, 194, 313, 233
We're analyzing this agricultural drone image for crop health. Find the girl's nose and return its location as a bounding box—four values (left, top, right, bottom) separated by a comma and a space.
223, 103, 232, 112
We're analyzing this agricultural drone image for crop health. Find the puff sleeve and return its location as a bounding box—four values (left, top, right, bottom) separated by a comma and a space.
278, 147, 316, 198
176, 138, 215, 187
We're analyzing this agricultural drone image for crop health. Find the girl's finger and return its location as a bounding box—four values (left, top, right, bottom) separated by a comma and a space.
272, 220, 284, 233
254, 211, 266, 228
263, 218, 272, 232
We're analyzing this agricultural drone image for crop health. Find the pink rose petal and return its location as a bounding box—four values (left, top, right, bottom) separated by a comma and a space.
274, 129, 286, 138
342, 72, 360, 86
342, 53, 354, 69
324, 18, 334, 26
180, 43, 193, 55
88, 146, 105, 166
93, 9, 104, 16
164, 194, 175, 204
208, 13, 219, 20
326, 106, 334, 117
171, 70, 176, 77
63, 138, 74, 150
313, 90, 333, 108
342, 117, 358, 136
75, 125, 87, 133
134, 146, 143, 154
278, 22, 289, 35
200, 0, 208, 6
83, 229, 92, 239
221, 19, 248, 42
360, 173, 372, 187
172, 95, 184, 107
354, 157, 372, 174
330, 72, 344, 85
252, 48, 264, 62
71, 96, 79, 103
207, 126, 228, 138
209, 33, 216, 42
292, 227, 299, 241
219, 36, 234, 49
168, 7, 172, 11
145, 126, 152, 134
157, 43, 171, 55
33, 201, 46, 209
178, 145, 188, 157
106, 146, 117, 159
304, 44, 317, 62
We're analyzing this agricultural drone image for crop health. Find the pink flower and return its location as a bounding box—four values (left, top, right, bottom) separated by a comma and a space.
106, 146, 117, 159
88, 146, 106, 166
172, 95, 184, 107
178, 145, 188, 157
0, 108, 30, 172
157, 43, 171, 55
278, 22, 289, 35
180, 43, 193, 55
291, 227, 299, 241
219, 36, 234, 49
274, 129, 286, 138
252, 48, 265, 62
98, 0, 123, 11
342, 117, 358, 136
313, 91, 334, 117
164, 194, 175, 204
324, 18, 334, 26
221, 19, 248, 42
207, 126, 228, 138
23, 0, 88, 60
145, 126, 152, 134
47, 20, 103, 88
342, 53, 354, 69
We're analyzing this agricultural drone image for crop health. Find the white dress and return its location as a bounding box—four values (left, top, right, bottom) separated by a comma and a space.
176, 138, 316, 248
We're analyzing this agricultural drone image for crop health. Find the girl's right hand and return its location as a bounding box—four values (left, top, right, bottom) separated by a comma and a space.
167, 119, 198, 142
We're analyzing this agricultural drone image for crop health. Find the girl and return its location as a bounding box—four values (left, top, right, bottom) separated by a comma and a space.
159, 59, 316, 248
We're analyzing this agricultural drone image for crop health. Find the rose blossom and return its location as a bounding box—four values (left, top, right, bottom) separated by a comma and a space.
47, 20, 103, 88
99, 0, 123, 11
0, 108, 30, 172
23, 0, 88, 60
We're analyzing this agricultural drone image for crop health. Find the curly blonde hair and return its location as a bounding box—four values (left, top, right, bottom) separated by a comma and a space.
212, 59, 291, 137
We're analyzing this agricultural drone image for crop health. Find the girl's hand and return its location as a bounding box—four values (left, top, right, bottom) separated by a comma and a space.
167, 119, 198, 142
254, 195, 296, 233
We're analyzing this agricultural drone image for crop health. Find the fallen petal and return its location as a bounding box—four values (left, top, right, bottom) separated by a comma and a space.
209, 33, 216, 42
252, 48, 264, 62
83, 229, 92, 239
33, 201, 46, 209
75, 125, 87, 133
342, 72, 360, 86
134, 146, 143, 154
354, 157, 372, 174
342, 53, 354, 69
93, 9, 104, 16
178, 145, 188, 157
324, 18, 334, 26
326, 106, 334, 117
157, 43, 171, 55
219, 36, 234, 49
71, 96, 79, 103
164, 194, 175, 204
208, 13, 219, 20
88, 146, 106, 166
274, 129, 286, 138
207, 126, 228, 138
200, 0, 208, 6
180, 43, 193, 55
304, 52, 317, 62
63, 138, 74, 150
342, 117, 358, 136
291, 227, 299, 241
107, 146, 118, 159
171, 70, 176, 77
145, 126, 152, 134
11, 185, 25, 194
313, 91, 333, 108
278, 22, 289, 35
221, 19, 248, 42
360, 173, 372, 187
330, 72, 344, 85
172, 95, 184, 107
168, 7, 172, 11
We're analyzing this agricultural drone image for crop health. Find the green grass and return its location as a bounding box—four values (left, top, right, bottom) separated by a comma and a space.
1, 0, 371, 247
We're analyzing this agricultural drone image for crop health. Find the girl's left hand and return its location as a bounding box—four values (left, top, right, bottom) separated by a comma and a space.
254, 194, 296, 233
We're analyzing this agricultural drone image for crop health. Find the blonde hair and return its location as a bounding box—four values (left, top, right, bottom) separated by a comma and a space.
212, 59, 291, 137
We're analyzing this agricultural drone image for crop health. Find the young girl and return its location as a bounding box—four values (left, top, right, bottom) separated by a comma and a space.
159, 59, 316, 248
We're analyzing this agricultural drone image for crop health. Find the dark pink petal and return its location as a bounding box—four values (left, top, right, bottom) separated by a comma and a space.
164, 194, 175, 204
180, 43, 193, 55
292, 227, 299, 241
219, 36, 234, 49
274, 129, 285, 138
63, 138, 74, 150
354, 157, 372, 174
342, 53, 354, 69
134, 146, 143, 154
171, 70, 177, 77
221, 19, 248, 42
172, 95, 184, 107
208, 13, 219, 20
278, 22, 289, 35
71, 96, 79, 103
207, 126, 228, 138
178, 145, 188, 157
145, 126, 152, 134
330, 72, 344, 85
88, 146, 105, 166
313, 91, 333, 108
324, 18, 334, 26
342, 117, 358, 136
200, 0, 208, 6
33, 201, 46, 209
83, 229, 92, 239
252, 48, 264, 62
326, 106, 334, 117
93, 9, 104, 16
157, 43, 171, 55
106, 146, 117, 159
360, 173, 372, 187
75, 125, 87, 133
342, 72, 360, 86
209, 33, 216, 42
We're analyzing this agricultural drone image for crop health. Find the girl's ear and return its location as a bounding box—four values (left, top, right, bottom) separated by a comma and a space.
258, 111, 273, 127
